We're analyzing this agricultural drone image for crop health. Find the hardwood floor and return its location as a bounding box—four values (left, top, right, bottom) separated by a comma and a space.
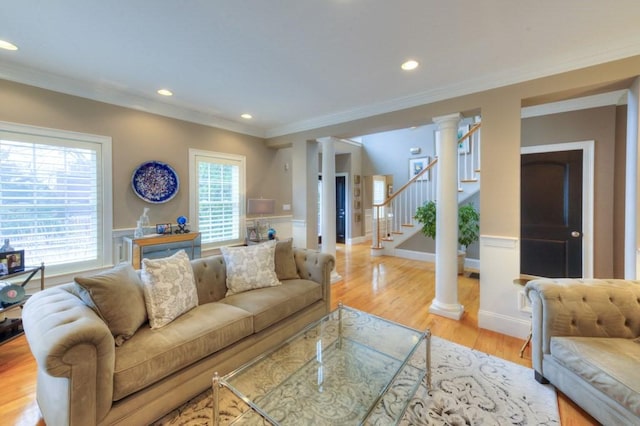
0, 242, 596, 425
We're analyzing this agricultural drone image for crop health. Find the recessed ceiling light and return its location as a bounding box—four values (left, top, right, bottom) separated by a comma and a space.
157, 89, 173, 96
0, 40, 18, 51
401, 60, 419, 71
241, 113, 253, 119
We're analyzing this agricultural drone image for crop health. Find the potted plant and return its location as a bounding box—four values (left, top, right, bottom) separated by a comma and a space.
414, 200, 480, 274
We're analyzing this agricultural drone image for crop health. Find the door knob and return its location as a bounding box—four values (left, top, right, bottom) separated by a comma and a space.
571, 231, 581, 238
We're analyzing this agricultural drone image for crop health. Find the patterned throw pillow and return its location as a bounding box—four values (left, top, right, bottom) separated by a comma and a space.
221, 239, 281, 296
141, 250, 199, 329
74, 262, 147, 346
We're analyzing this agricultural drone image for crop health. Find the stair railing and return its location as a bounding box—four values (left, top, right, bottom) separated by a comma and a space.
371, 122, 481, 250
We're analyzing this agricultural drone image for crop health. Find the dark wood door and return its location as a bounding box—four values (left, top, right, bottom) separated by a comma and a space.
336, 176, 346, 243
521, 150, 583, 277
317, 175, 346, 244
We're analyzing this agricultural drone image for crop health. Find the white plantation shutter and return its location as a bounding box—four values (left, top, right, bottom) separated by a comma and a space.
0, 122, 112, 273
189, 149, 245, 246
373, 176, 386, 218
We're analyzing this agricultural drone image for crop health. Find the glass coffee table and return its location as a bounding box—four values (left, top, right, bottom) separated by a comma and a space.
212, 303, 430, 425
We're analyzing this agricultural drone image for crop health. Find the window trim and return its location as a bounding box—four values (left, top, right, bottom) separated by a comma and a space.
188, 148, 246, 249
0, 120, 113, 275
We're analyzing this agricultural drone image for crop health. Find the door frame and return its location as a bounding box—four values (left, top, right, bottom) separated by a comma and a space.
317, 172, 350, 243
521, 140, 594, 278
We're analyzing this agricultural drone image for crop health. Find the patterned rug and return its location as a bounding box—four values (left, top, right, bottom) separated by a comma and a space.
152, 336, 559, 425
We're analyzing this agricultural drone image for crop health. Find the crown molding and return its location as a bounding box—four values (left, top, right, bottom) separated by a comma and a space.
265, 42, 640, 138
521, 90, 627, 118
2, 39, 639, 141
0, 62, 267, 138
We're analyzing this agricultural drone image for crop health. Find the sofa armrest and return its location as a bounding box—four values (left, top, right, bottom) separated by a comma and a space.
293, 248, 335, 308
22, 283, 115, 426
525, 278, 640, 375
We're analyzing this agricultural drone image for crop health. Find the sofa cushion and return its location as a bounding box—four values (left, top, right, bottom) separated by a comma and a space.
550, 336, 640, 416
221, 240, 281, 296
141, 250, 199, 329
190, 255, 228, 304
274, 238, 300, 280
221, 279, 322, 333
112, 302, 253, 400
74, 262, 147, 346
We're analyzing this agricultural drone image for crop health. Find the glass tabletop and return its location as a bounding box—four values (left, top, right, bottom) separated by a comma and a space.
215, 304, 429, 425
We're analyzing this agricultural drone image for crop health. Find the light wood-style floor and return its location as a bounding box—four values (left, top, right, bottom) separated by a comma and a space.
1, 242, 596, 425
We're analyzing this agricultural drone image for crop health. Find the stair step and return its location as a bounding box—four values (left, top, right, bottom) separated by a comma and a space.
401, 224, 415, 228
460, 178, 478, 183
391, 231, 403, 235
382, 237, 393, 242
475, 169, 481, 173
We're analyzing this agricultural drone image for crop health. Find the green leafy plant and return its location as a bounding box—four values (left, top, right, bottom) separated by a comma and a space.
414, 200, 480, 250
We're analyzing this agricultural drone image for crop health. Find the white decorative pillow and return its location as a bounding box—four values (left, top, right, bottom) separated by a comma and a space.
221, 240, 281, 296
141, 250, 199, 329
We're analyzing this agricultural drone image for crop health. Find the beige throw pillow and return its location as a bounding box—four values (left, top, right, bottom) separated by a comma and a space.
221, 239, 281, 296
141, 250, 199, 329
274, 238, 300, 280
74, 262, 147, 346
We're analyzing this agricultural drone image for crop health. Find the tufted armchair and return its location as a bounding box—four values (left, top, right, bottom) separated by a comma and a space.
525, 278, 640, 425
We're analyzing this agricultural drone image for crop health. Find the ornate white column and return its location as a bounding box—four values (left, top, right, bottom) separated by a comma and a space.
430, 113, 464, 320
318, 137, 342, 283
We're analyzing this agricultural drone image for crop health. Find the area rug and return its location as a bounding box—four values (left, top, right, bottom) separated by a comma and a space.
152, 336, 559, 425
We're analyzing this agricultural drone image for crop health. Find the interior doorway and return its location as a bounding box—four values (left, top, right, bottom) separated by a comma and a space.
521, 141, 594, 278
317, 174, 348, 244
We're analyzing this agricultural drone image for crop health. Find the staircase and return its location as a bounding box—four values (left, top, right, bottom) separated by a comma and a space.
371, 123, 481, 254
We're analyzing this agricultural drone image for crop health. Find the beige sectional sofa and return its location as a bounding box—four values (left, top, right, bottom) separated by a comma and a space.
525, 278, 640, 425
23, 242, 334, 426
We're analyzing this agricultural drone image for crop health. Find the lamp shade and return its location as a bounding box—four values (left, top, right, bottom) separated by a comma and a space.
247, 198, 275, 215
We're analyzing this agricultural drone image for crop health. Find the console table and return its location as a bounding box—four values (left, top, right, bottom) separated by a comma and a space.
123, 233, 201, 269
0, 263, 45, 345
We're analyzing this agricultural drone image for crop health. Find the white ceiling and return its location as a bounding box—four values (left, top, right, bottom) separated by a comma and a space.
1, 1, 639, 138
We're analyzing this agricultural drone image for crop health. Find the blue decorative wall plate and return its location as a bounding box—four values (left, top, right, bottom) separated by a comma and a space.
131, 161, 180, 203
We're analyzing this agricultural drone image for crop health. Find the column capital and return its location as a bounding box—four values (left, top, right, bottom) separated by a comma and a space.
433, 112, 461, 128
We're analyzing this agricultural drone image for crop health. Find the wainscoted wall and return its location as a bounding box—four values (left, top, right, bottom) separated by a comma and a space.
478, 235, 530, 338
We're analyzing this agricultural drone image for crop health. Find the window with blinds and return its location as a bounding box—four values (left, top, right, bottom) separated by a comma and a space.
0, 122, 112, 273
372, 175, 386, 218
189, 149, 245, 247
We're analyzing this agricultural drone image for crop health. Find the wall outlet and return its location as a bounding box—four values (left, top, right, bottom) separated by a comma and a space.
283, 204, 291, 211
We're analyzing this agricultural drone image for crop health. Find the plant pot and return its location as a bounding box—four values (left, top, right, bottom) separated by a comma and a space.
457, 250, 466, 275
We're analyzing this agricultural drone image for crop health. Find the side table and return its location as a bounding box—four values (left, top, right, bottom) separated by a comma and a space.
0, 263, 45, 345
513, 274, 541, 358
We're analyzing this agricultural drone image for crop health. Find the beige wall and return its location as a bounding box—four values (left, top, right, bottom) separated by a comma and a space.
0, 79, 284, 231
266, 55, 640, 337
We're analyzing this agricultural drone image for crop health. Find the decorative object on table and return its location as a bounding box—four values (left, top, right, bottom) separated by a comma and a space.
408, 156, 431, 181
131, 161, 180, 203
246, 226, 259, 242
0, 239, 13, 252
134, 207, 150, 238
0, 250, 25, 274
175, 216, 190, 234
414, 200, 479, 274
247, 198, 275, 240
0, 281, 25, 307
156, 223, 172, 235
267, 228, 277, 240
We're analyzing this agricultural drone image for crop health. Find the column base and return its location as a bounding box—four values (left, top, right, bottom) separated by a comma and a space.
330, 270, 343, 284
428, 300, 464, 320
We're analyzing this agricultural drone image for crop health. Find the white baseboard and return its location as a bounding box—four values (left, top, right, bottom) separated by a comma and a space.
478, 309, 530, 339
347, 235, 369, 245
